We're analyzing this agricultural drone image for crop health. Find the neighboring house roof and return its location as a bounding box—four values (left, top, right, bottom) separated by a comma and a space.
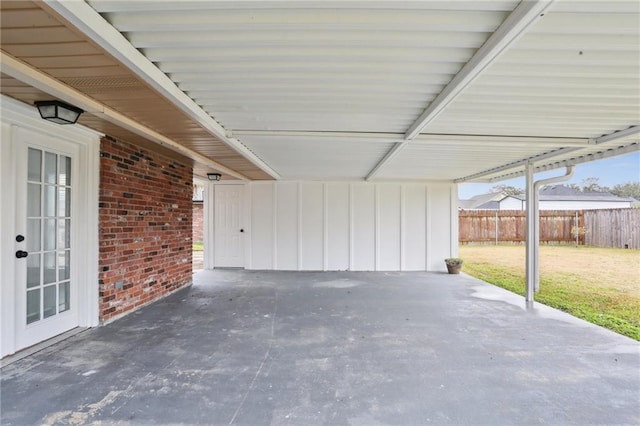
459, 192, 496, 209
474, 201, 502, 210
459, 191, 514, 209
539, 186, 636, 203
539, 195, 635, 202
460, 186, 635, 209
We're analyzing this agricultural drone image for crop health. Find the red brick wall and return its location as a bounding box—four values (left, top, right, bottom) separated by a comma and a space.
99, 136, 193, 322
192, 202, 204, 242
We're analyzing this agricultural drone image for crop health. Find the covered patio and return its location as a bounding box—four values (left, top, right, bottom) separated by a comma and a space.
2, 270, 638, 425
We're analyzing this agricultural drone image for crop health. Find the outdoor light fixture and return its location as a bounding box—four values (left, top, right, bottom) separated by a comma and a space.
207, 173, 222, 181
35, 100, 83, 125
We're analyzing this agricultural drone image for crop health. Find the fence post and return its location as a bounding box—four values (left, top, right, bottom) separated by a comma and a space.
580, 210, 586, 246
495, 210, 498, 245
574, 211, 579, 247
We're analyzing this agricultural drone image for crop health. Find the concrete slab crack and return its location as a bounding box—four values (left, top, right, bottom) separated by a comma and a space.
228, 290, 278, 425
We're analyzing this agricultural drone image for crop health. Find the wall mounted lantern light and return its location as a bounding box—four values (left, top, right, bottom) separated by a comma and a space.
35, 100, 83, 125
207, 173, 222, 181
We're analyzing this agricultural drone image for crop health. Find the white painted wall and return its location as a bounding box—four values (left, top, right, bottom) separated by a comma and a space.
326, 183, 350, 270
299, 182, 324, 270
229, 181, 457, 272
249, 182, 274, 270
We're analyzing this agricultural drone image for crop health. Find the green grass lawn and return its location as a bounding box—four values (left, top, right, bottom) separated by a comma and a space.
459, 245, 640, 341
193, 241, 204, 251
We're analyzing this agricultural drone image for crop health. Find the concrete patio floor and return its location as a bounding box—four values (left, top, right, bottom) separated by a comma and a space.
1, 270, 639, 425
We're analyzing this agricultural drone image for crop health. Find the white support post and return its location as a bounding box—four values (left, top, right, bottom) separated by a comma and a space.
533, 182, 541, 293
532, 166, 575, 292
526, 165, 575, 302
203, 181, 215, 270
525, 163, 535, 305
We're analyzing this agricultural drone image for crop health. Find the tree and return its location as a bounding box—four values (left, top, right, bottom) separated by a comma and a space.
491, 185, 524, 196
610, 182, 640, 200
580, 177, 608, 193
565, 183, 582, 192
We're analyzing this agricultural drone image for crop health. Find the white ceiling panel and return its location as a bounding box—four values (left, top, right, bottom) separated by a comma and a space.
91, 1, 519, 13
237, 135, 395, 180
219, 113, 416, 133
424, 2, 640, 142
88, 0, 514, 150
376, 137, 575, 181
75, 0, 640, 182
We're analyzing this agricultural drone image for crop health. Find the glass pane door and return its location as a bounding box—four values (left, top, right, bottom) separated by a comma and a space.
26, 148, 72, 325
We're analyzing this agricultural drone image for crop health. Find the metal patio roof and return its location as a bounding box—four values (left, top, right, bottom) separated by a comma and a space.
1, 0, 638, 182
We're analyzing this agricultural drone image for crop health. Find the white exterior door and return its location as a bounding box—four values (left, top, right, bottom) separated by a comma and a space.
1, 96, 100, 358
14, 139, 80, 350
214, 185, 245, 267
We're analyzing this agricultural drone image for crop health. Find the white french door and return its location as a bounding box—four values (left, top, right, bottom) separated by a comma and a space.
214, 185, 245, 267
14, 139, 80, 350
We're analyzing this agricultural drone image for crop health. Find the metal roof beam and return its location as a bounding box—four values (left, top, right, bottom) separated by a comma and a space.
456, 125, 640, 183
595, 125, 640, 144
414, 134, 589, 147
365, 141, 408, 181
232, 130, 591, 149
404, 0, 554, 141
489, 143, 640, 182
366, 0, 554, 181
454, 147, 581, 183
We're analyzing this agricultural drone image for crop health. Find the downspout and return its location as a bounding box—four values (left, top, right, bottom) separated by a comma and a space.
525, 164, 575, 305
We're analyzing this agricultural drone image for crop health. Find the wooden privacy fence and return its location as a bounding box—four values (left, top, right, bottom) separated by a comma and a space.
459, 210, 583, 245
584, 209, 640, 249
460, 209, 640, 248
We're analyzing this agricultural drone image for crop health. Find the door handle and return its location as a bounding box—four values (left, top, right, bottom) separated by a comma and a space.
16, 250, 28, 259
240, 229, 244, 233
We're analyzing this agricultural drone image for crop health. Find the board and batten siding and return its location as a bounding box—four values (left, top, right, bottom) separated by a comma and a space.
239, 181, 456, 271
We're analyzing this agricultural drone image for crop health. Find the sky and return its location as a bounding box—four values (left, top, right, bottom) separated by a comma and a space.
458, 151, 640, 199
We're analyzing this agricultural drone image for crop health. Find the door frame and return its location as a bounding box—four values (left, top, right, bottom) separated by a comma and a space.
205, 181, 248, 269
1, 96, 100, 358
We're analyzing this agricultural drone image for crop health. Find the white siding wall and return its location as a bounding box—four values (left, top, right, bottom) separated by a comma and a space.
403, 185, 427, 270
499, 197, 524, 210
249, 182, 274, 269
351, 184, 376, 270
377, 184, 401, 271
427, 183, 457, 271
275, 182, 298, 270
299, 183, 324, 271
243, 181, 456, 271
326, 183, 350, 270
